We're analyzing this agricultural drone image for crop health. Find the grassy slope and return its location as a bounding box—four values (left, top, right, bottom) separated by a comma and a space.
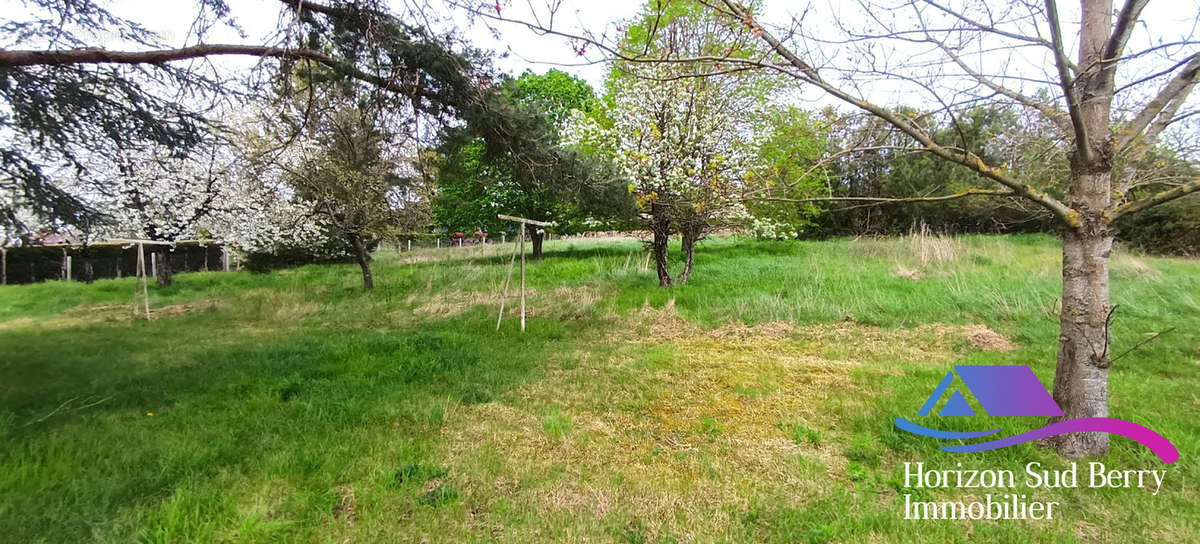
0, 234, 1196, 543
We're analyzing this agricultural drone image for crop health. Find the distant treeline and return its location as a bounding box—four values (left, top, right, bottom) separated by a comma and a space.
1, 243, 225, 285
802, 193, 1199, 256
781, 107, 1200, 256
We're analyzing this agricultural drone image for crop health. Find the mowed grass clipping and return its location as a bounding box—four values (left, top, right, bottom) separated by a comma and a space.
0, 234, 1197, 543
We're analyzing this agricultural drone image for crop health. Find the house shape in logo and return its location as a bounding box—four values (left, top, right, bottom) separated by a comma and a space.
919, 365, 1063, 418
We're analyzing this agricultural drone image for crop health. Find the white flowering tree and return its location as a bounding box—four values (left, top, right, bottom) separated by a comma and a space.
567, 1, 777, 286
98, 144, 233, 286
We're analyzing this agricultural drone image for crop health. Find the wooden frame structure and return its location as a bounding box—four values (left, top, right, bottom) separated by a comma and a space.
107, 238, 175, 320
496, 214, 552, 332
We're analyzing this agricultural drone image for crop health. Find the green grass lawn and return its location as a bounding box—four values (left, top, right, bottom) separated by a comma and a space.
1, 234, 1197, 542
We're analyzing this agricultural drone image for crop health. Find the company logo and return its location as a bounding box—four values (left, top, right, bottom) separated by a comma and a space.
894, 365, 1178, 464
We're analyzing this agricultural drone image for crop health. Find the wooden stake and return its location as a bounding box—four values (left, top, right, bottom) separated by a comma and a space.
496, 229, 522, 330
520, 223, 527, 332
151, 252, 157, 278
133, 243, 150, 320
65, 256, 72, 281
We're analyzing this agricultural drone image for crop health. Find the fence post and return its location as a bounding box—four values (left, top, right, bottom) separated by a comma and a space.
151, 252, 157, 278
66, 255, 72, 281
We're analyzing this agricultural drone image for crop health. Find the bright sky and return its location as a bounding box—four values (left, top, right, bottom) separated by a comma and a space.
5, 0, 1199, 119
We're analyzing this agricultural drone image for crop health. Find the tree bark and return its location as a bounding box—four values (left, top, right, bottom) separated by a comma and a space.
531, 229, 545, 260
678, 228, 698, 285
1047, 175, 1115, 458
650, 203, 672, 287
348, 233, 374, 291
154, 248, 173, 287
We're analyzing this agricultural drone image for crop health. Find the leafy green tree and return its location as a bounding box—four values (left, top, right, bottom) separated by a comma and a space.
283, 105, 403, 290
595, 0, 780, 286
432, 70, 632, 258
744, 106, 834, 239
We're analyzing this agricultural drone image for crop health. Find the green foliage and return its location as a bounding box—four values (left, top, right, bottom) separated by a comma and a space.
745, 107, 835, 239
506, 69, 599, 126
432, 70, 633, 237
1117, 194, 1200, 256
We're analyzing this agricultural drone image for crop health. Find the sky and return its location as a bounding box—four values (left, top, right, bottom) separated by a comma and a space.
4, 0, 1198, 124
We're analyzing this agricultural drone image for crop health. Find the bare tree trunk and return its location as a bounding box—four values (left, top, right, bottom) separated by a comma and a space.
531, 229, 545, 260
678, 228, 698, 285
154, 248, 172, 287
1047, 204, 1115, 458
650, 203, 672, 287
348, 233, 374, 291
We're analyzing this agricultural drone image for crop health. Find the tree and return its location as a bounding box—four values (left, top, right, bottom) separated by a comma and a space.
97, 145, 230, 286
601, 0, 776, 286
1, 0, 490, 235
432, 70, 632, 258
743, 106, 835, 239
707, 0, 1200, 458
471, 0, 1200, 458
278, 105, 405, 290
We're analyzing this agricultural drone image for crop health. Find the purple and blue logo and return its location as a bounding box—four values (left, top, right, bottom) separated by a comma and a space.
894, 365, 1178, 464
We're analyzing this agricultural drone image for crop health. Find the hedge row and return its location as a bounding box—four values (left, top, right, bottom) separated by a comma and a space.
1, 243, 225, 285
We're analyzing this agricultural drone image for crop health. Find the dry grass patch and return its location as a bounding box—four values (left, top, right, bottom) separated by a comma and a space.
435, 305, 1001, 540
0, 298, 224, 331
409, 284, 607, 321
963, 324, 1015, 352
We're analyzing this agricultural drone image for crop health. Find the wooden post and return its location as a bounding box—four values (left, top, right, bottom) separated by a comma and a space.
150, 252, 157, 278
1, 246, 6, 285
519, 223, 526, 332
408, 239, 412, 252
133, 243, 150, 320
496, 229, 521, 330
495, 214, 552, 332
437, 238, 440, 249
65, 255, 72, 282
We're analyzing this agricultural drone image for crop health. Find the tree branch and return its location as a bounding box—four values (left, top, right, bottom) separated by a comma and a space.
721, 0, 1079, 228
0, 44, 434, 100
1104, 0, 1150, 64
748, 188, 1018, 204
1115, 53, 1200, 154
1111, 178, 1200, 219
1044, 0, 1093, 164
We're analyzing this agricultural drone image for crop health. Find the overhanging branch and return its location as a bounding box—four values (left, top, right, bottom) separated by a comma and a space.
720, 0, 1079, 228
0, 45, 432, 100
746, 188, 1018, 206
1111, 178, 1200, 219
